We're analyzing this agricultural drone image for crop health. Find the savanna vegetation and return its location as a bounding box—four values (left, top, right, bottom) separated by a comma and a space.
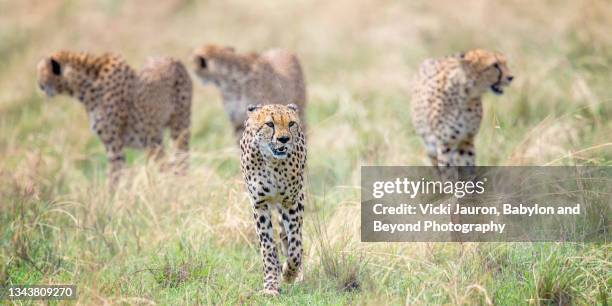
1, 0, 610, 304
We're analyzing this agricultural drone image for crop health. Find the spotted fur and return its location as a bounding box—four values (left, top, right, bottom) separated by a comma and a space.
37, 51, 192, 188
240, 104, 306, 296
192, 44, 307, 141
411, 49, 514, 167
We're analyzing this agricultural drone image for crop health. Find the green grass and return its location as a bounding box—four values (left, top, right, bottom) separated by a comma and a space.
1, 0, 611, 304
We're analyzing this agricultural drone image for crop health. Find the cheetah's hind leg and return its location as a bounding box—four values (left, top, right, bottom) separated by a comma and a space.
168, 125, 190, 175
168, 60, 192, 175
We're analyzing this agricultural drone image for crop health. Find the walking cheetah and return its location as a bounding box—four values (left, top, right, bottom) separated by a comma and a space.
192, 44, 307, 140
411, 49, 514, 167
240, 104, 306, 296
36, 51, 192, 188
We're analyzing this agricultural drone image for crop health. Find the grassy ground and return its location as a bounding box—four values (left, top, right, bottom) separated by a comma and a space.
1, 0, 611, 304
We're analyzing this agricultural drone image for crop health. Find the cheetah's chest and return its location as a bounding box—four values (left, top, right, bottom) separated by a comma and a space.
247, 164, 302, 205
427, 95, 483, 143
455, 99, 483, 137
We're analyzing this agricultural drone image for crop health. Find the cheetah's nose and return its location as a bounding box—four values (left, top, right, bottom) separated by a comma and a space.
507, 76, 514, 82
277, 136, 290, 144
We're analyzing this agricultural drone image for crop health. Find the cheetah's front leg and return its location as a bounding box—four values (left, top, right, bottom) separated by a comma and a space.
97, 120, 125, 191
103, 139, 125, 192
436, 141, 455, 167
279, 196, 304, 283
251, 201, 281, 296
453, 138, 476, 167
436, 143, 458, 173
96, 97, 127, 191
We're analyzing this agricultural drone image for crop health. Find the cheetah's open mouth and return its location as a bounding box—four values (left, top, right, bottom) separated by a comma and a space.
490, 64, 504, 95
490, 84, 504, 95
39, 83, 56, 97
270, 146, 288, 157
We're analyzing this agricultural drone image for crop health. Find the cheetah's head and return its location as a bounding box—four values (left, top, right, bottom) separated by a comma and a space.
463, 49, 514, 96
192, 44, 250, 85
245, 104, 302, 160
36, 54, 72, 97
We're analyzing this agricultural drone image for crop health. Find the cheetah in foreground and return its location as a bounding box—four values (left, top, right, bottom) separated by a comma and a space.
240, 104, 306, 296
411, 49, 514, 167
37, 51, 192, 188
192, 44, 307, 140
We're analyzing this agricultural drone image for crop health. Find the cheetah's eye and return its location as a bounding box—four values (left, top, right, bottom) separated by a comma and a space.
265, 122, 274, 128
493, 63, 500, 69
288, 121, 296, 127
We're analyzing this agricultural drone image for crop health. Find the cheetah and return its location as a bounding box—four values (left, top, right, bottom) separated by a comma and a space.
36, 51, 192, 188
191, 44, 307, 140
240, 104, 307, 296
411, 49, 514, 168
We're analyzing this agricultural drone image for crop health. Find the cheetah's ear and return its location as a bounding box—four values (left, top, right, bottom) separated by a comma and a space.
196, 56, 207, 69
247, 104, 262, 113
287, 104, 298, 113
50, 58, 61, 75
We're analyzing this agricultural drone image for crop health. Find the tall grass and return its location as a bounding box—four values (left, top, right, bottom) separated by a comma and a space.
1, 0, 611, 304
